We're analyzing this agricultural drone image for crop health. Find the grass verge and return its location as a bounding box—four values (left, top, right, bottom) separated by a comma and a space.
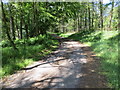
1, 34, 59, 77
67, 30, 119, 88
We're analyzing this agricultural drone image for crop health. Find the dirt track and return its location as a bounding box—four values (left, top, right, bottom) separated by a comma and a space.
1, 40, 107, 88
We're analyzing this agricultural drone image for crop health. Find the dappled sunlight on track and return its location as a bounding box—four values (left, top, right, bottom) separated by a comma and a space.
1, 40, 107, 88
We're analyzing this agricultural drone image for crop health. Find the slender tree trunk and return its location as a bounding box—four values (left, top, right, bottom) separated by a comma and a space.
25, 24, 29, 39
78, 14, 80, 31
74, 19, 76, 31
92, 2, 94, 29
15, 15, 19, 38
88, 4, 91, 30
62, 16, 65, 33
35, 3, 39, 36
63, 21, 65, 33
118, 5, 120, 30
109, 0, 114, 30
79, 14, 82, 31
99, 0, 103, 29
20, 15, 23, 39
19, 3, 23, 39
8, 4, 15, 40
85, 8, 87, 29
81, 8, 84, 30
1, 1, 18, 50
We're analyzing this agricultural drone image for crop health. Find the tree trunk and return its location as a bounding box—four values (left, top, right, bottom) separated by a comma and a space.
92, 2, 94, 29
99, 0, 103, 29
109, 0, 114, 30
88, 4, 91, 30
20, 15, 23, 39
1, 1, 18, 50
79, 14, 82, 31
62, 18, 65, 33
15, 15, 19, 38
85, 8, 87, 29
118, 5, 120, 30
25, 24, 29, 39
8, 4, 15, 40
19, 3, 23, 39
74, 19, 76, 31
78, 14, 81, 31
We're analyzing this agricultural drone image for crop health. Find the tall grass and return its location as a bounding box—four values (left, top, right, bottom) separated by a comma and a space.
68, 30, 119, 88
1, 34, 59, 77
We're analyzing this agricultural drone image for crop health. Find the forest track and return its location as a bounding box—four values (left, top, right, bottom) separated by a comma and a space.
1, 39, 107, 88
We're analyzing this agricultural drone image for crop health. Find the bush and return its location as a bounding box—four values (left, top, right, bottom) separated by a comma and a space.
1, 40, 11, 47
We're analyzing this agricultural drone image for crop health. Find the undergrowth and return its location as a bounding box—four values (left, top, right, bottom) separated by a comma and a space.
1, 34, 59, 77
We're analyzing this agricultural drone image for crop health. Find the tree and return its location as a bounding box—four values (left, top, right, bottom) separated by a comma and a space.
88, 3, 91, 30
91, 2, 95, 29
8, 3, 15, 40
109, 0, 114, 30
1, 1, 18, 50
99, 0, 103, 29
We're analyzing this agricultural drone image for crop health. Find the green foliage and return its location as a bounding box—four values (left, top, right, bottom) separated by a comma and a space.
1, 40, 11, 47
1, 35, 58, 77
69, 29, 101, 42
69, 30, 119, 88
1, 34, 58, 47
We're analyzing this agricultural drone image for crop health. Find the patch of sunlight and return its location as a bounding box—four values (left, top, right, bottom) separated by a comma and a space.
60, 32, 76, 38
0, 68, 2, 76
80, 58, 87, 64
64, 32, 76, 35
91, 31, 101, 36
102, 31, 118, 40
50, 45, 58, 48
76, 73, 82, 78
19, 59, 33, 67
84, 42, 92, 46
96, 53, 101, 56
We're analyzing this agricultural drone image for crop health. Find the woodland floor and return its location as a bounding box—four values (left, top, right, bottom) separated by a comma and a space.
1, 39, 108, 88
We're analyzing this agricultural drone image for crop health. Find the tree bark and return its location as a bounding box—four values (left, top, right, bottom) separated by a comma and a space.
91, 2, 94, 29
1, 1, 18, 50
15, 15, 19, 38
85, 8, 87, 29
99, 0, 103, 29
19, 3, 23, 39
8, 4, 15, 40
88, 4, 91, 30
109, 0, 114, 30
118, 5, 120, 30
25, 24, 29, 39
78, 14, 81, 31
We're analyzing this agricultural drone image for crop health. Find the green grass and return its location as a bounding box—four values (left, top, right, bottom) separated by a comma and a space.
68, 30, 119, 88
59, 32, 76, 38
1, 34, 59, 77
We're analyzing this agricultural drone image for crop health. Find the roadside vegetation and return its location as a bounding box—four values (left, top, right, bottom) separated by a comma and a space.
67, 30, 119, 88
1, 34, 58, 77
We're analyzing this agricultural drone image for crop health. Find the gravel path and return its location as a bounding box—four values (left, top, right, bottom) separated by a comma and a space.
1, 40, 107, 88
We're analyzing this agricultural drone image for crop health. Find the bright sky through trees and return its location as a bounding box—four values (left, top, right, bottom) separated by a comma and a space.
103, 0, 110, 4
2, 0, 8, 3
2, 0, 111, 3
